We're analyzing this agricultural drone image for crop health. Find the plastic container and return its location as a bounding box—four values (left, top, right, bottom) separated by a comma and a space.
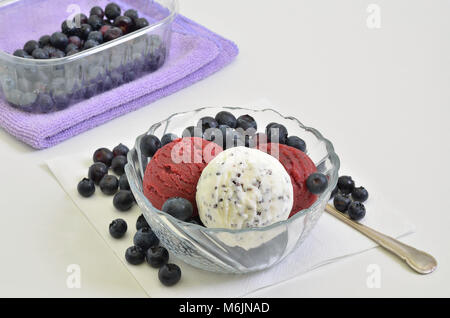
126, 107, 340, 273
0, 0, 178, 113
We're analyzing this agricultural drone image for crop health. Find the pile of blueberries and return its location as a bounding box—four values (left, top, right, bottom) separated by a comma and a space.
3, 2, 165, 114
77, 143, 181, 287
331, 176, 369, 221
77, 143, 134, 210
141, 111, 308, 156
140, 110, 329, 195
13, 3, 150, 59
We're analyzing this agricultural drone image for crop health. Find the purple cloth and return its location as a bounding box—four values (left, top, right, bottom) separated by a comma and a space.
0, 7, 238, 149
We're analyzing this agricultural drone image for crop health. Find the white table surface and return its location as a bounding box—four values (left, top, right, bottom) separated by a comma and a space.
0, 0, 449, 297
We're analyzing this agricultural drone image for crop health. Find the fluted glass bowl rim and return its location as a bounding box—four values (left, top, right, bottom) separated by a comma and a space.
127, 106, 340, 234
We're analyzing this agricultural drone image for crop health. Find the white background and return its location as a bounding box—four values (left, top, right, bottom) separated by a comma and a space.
0, 0, 449, 297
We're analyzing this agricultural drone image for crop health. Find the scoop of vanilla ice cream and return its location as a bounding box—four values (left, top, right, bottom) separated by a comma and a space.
196, 147, 293, 229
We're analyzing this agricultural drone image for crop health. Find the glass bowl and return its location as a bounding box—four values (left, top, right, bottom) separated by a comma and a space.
125, 107, 340, 274
0, 0, 178, 113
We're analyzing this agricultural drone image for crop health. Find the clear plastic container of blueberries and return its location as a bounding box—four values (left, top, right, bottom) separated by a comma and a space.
0, 0, 178, 113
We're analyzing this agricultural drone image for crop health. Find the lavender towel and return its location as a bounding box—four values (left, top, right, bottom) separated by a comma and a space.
0, 9, 238, 149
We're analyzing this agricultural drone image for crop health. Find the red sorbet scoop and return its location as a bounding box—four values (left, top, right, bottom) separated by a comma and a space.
143, 137, 223, 215
258, 143, 317, 217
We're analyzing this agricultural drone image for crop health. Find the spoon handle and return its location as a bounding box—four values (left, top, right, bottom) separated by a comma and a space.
325, 204, 437, 274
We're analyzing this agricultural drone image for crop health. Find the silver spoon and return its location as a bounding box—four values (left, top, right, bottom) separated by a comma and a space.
325, 204, 437, 274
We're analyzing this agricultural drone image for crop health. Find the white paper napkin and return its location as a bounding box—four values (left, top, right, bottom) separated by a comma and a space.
46, 100, 416, 298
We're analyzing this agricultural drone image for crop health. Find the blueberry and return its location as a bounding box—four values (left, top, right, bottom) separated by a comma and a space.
124, 9, 138, 22
23, 40, 39, 55
337, 176, 355, 195
36, 93, 54, 112
125, 246, 145, 265
50, 32, 69, 50
112, 143, 129, 157
188, 216, 204, 226
61, 20, 82, 37
110, 71, 124, 86
83, 39, 99, 50
123, 70, 136, 82
348, 202, 366, 221
104, 27, 123, 41
333, 193, 352, 213
84, 83, 98, 98
31, 48, 49, 59
197, 116, 219, 132
161, 133, 178, 146
136, 214, 149, 230
68, 36, 82, 48
306, 173, 328, 194
13, 49, 31, 58
352, 186, 369, 202
114, 16, 133, 34
111, 155, 127, 175
88, 15, 104, 30
42, 45, 57, 56
140, 135, 161, 157
68, 48, 80, 57
158, 264, 181, 287
237, 129, 253, 147
53, 91, 70, 110
162, 197, 193, 222
99, 175, 119, 195
90, 6, 104, 19
203, 127, 223, 146
88, 162, 108, 184
109, 218, 127, 238
182, 126, 194, 138
330, 185, 339, 199
105, 3, 121, 20
266, 123, 288, 144
50, 50, 66, 59
216, 125, 230, 143
73, 13, 88, 26
119, 173, 130, 190
101, 75, 113, 91
287, 136, 306, 152
38, 35, 51, 48
113, 190, 135, 211
66, 49, 79, 58
66, 49, 80, 57
182, 126, 202, 138
93, 148, 114, 166
65, 43, 79, 54
254, 132, 268, 147
61, 20, 72, 34
215, 111, 237, 128
87, 31, 103, 44
80, 24, 93, 39
133, 227, 159, 251
135, 18, 149, 29
77, 178, 95, 197
236, 114, 257, 132
99, 24, 112, 37
224, 128, 245, 149
146, 246, 169, 268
